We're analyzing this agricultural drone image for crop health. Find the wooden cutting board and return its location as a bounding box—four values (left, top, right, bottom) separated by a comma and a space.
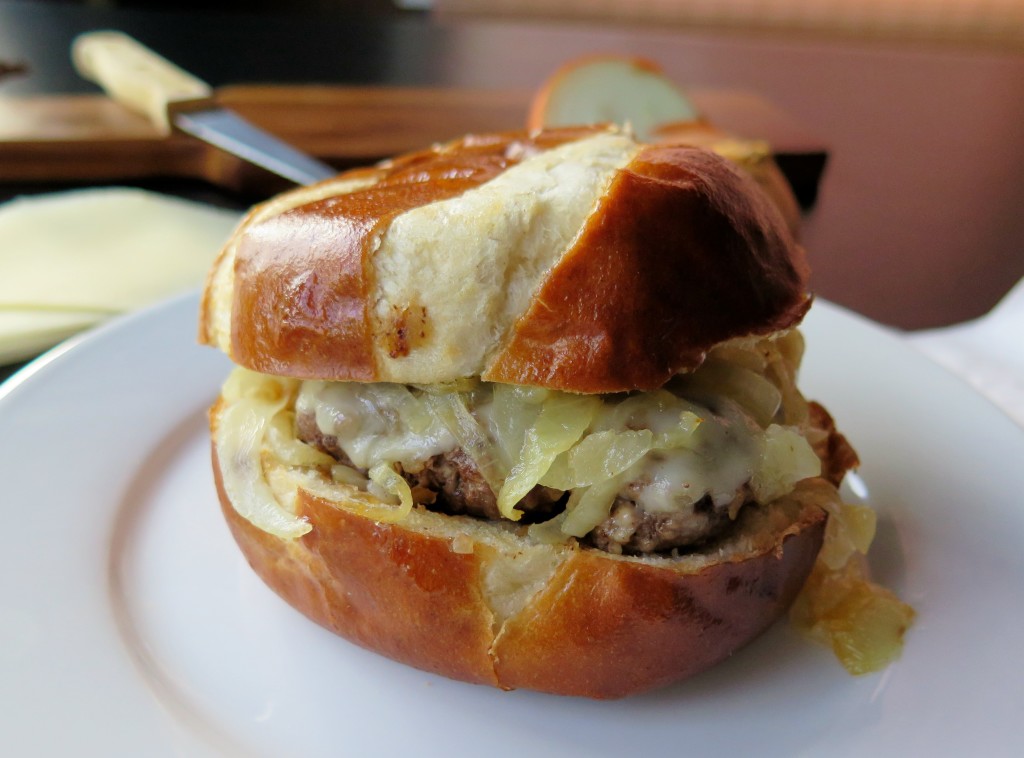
0, 85, 826, 202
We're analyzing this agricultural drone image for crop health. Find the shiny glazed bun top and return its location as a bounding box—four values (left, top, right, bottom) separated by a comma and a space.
199, 127, 810, 392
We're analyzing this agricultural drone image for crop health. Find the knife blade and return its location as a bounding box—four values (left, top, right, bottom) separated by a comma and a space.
71, 31, 337, 186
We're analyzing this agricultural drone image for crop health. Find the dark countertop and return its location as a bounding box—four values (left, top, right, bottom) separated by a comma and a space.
2, 0, 1023, 353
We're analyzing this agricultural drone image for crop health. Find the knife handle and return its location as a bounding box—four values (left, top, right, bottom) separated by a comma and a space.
71, 31, 213, 135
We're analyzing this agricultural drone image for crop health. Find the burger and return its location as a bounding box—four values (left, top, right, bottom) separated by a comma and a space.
199, 126, 881, 699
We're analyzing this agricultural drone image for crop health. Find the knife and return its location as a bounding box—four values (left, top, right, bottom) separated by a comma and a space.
71, 31, 337, 186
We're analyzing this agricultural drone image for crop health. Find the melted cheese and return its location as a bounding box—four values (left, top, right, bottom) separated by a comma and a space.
297, 381, 456, 470
293, 334, 820, 536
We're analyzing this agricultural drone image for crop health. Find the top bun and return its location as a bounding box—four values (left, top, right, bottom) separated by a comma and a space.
200, 127, 810, 393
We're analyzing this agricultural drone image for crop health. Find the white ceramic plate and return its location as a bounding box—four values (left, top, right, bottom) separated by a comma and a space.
2, 294, 1022, 757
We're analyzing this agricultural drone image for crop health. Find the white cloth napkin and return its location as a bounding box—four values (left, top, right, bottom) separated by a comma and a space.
907, 278, 1024, 428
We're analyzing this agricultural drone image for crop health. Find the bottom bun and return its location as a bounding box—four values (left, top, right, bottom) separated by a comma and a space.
211, 401, 827, 699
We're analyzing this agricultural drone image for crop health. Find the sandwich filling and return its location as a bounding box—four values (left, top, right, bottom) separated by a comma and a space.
217, 329, 826, 556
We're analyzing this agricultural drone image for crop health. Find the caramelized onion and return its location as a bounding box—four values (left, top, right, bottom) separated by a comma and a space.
750, 424, 822, 503
489, 383, 547, 469
266, 411, 336, 468
367, 463, 415, 522
560, 474, 627, 538
216, 371, 311, 539
424, 391, 506, 492
541, 429, 654, 490
791, 557, 915, 675
497, 394, 600, 520
681, 360, 782, 428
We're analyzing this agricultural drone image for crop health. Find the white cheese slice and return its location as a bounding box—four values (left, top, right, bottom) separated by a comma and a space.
0, 309, 103, 365
0, 187, 241, 363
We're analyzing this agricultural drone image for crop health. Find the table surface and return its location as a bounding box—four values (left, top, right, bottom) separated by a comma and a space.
2, 0, 1023, 338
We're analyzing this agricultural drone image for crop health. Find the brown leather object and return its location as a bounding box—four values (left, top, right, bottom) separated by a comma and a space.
200, 128, 810, 393
212, 429, 828, 699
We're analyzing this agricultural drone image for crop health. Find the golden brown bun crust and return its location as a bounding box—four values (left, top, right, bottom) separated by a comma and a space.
218, 475, 502, 687
484, 144, 810, 391
491, 521, 824, 696
200, 130, 810, 393
651, 119, 803, 239
212, 438, 827, 699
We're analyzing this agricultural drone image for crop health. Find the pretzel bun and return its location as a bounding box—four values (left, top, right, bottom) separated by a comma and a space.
200, 127, 809, 393
650, 120, 803, 239
201, 128, 846, 698
211, 401, 828, 698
